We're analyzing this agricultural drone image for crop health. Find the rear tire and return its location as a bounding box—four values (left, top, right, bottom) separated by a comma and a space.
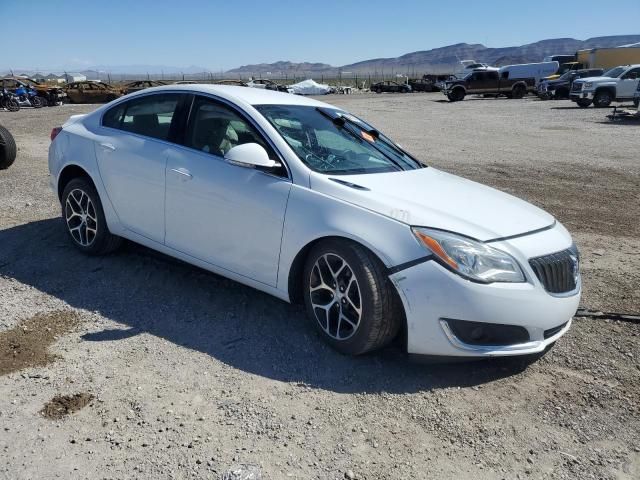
31, 96, 43, 108
61, 178, 123, 255
593, 90, 612, 108
0, 125, 17, 170
302, 239, 401, 355
576, 98, 592, 108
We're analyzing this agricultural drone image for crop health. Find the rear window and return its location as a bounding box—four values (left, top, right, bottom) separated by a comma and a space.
102, 93, 182, 141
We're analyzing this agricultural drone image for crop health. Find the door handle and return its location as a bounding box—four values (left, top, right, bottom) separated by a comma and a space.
170, 167, 193, 180
99, 142, 116, 151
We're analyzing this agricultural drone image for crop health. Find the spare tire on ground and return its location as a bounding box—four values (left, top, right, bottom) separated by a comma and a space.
0, 125, 17, 170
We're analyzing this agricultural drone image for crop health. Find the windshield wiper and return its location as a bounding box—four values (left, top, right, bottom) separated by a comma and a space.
316, 107, 405, 171
316, 107, 422, 171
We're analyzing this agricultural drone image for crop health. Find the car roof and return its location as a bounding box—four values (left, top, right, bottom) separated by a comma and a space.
129, 84, 334, 108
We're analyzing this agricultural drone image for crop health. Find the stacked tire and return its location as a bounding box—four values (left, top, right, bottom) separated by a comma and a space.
0, 125, 17, 170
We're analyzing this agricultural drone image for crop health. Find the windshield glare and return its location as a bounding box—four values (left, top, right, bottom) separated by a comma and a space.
256, 105, 423, 175
603, 67, 624, 78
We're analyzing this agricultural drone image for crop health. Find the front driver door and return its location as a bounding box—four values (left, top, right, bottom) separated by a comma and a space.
95, 92, 186, 244
618, 68, 640, 98
165, 95, 291, 287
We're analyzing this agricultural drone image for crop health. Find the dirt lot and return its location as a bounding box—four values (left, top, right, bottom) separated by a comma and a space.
0, 93, 638, 480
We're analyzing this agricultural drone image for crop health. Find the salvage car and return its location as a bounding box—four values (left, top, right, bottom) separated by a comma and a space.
2, 76, 65, 106
122, 80, 166, 95
0, 124, 17, 170
371, 81, 412, 93
441, 70, 534, 101
48, 85, 580, 359
537, 68, 604, 100
65, 81, 122, 104
246, 79, 288, 92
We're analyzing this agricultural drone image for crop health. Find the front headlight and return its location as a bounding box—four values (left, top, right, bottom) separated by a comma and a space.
583, 82, 592, 89
411, 227, 525, 283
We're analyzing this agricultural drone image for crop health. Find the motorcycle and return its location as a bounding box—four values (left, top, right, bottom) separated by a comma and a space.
14, 85, 43, 108
1, 89, 20, 112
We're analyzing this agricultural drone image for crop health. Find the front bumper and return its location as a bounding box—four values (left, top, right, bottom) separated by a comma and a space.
570, 90, 594, 101
389, 226, 580, 358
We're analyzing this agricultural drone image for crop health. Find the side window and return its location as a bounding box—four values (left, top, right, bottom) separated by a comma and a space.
103, 103, 126, 129
501, 71, 509, 80
120, 94, 181, 141
185, 96, 276, 159
487, 71, 499, 81
623, 68, 640, 79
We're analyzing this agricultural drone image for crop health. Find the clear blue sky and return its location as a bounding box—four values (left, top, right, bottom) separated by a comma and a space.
1, 0, 639, 71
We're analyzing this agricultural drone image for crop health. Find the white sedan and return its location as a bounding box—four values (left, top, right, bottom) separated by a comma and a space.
48, 85, 580, 358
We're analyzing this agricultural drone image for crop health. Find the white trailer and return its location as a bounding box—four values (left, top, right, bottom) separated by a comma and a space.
498, 61, 559, 85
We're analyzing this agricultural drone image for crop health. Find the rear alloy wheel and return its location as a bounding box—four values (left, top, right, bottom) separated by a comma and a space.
62, 178, 123, 255
303, 239, 401, 355
31, 96, 43, 108
593, 90, 612, 108
576, 98, 592, 108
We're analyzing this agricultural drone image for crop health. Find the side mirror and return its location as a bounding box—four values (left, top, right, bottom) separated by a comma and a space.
224, 143, 277, 169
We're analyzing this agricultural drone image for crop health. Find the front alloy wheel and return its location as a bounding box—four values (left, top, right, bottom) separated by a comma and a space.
303, 239, 401, 355
309, 253, 362, 341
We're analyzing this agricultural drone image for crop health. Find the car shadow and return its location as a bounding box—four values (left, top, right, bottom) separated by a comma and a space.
0, 218, 533, 394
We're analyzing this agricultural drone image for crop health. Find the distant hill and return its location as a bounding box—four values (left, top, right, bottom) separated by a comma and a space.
227, 35, 640, 75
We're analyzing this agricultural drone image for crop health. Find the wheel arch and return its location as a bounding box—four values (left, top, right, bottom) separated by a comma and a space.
57, 164, 96, 201
594, 85, 616, 96
287, 235, 390, 305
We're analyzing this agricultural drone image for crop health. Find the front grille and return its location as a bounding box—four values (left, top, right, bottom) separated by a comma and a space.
571, 82, 582, 92
529, 247, 579, 294
544, 321, 569, 339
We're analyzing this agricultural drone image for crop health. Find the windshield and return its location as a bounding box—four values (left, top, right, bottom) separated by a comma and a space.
256, 105, 423, 175
603, 67, 625, 78
557, 70, 575, 81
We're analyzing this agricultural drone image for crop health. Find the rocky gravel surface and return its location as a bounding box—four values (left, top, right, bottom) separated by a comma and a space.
0, 93, 638, 479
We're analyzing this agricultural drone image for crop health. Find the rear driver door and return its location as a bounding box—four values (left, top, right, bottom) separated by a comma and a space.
95, 93, 187, 244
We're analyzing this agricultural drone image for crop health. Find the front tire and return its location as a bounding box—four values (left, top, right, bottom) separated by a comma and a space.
593, 90, 612, 108
576, 98, 592, 108
303, 239, 401, 355
447, 88, 465, 102
61, 178, 123, 255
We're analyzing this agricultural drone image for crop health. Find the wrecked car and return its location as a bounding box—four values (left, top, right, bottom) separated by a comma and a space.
122, 80, 167, 95
64, 81, 122, 104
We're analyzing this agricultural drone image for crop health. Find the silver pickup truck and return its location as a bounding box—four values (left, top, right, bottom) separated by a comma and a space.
570, 64, 640, 108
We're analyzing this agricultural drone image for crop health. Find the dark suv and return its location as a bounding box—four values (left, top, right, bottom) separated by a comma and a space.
370, 81, 411, 93
538, 69, 604, 100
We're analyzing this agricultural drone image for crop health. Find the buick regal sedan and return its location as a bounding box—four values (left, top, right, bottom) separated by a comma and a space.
49, 85, 580, 358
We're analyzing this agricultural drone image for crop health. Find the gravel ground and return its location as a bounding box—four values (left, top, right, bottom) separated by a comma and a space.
0, 93, 638, 480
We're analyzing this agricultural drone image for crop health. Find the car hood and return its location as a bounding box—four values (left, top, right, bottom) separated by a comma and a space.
310, 168, 554, 241
574, 76, 613, 83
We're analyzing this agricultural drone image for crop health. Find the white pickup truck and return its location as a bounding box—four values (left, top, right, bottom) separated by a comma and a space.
570, 64, 640, 107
